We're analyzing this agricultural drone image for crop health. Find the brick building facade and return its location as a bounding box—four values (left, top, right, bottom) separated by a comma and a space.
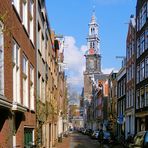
0, 0, 36, 147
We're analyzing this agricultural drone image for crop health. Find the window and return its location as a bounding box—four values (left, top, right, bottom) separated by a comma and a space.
38, 73, 41, 99
136, 90, 140, 109
91, 28, 95, 35
145, 85, 148, 107
137, 16, 139, 31
30, 65, 34, 110
41, 79, 45, 103
132, 64, 134, 79
29, 0, 34, 43
132, 41, 135, 56
147, 2, 148, 18
131, 89, 134, 107
137, 3, 147, 31
93, 42, 95, 48
145, 57, 148, 78
24, 128, 34, 147
137, 38, 140, 58
140, 88, 145, 108
145, 29, 148, 50
12, 0, 20, 15
23, 56, 28, 74
22, 55, 28, 107
142, 3, 147, 27
13, 40, 20, 103
126, 91, 129, 108
137, 65, 140, 83
90, 42, 92, 48
22, 0, 28, 31
0, 22, 4, 95
140, 61, 145, 81
140, 34, 145, 55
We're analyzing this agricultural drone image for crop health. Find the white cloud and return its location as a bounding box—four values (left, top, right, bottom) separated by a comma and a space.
64, 36, 119, 90
64, 36, 86, 88
102, 67, 118, 74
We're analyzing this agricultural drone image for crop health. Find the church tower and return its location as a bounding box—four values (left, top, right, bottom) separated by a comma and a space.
84, 12, 102, 100
85, 11, 101, 74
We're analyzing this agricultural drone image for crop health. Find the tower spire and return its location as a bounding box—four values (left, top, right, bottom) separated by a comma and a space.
91, 4, 96, 24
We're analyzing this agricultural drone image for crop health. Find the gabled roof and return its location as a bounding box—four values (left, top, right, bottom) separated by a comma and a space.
94, 73, 109, 81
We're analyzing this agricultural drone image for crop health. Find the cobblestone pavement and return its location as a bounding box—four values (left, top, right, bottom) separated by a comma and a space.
55, 132, 108, 148
55, 135, 71, 148
55, 132, 125, 148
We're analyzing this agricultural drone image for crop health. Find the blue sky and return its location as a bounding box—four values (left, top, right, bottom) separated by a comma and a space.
46, 0, 136, 92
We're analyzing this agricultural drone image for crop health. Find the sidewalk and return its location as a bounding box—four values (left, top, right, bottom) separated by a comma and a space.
54, 136, 71, 148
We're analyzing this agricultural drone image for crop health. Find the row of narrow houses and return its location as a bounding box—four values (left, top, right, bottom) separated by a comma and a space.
0, 0, 68, 147
82, 0, 148, 139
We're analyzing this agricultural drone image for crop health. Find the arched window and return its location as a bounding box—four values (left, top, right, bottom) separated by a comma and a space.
91, 28, 95, 35
90, 42, 92, 48
0, 21, 4, 95
93, 42, 95, 48
91, 28, 93, 34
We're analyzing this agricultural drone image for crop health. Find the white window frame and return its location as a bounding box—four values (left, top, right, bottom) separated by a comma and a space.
22, 0, 28, 31
12, 0, 20, 15
0, 22, 4, 95
22, 55, 28, 107
29, 0, 34, 43
30, 65, 34, 110
12, 39, 21, 104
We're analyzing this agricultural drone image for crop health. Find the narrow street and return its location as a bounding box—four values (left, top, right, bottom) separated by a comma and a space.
56, 132, 111, 148
70, 132, 101, 148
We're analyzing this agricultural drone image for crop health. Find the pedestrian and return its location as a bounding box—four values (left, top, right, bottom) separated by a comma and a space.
99, 124, 104, 148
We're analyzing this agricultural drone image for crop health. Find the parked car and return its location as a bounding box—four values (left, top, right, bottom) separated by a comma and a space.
82, 128, 87, 134
129, 131, 148, 148
86, 129, 94, 136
